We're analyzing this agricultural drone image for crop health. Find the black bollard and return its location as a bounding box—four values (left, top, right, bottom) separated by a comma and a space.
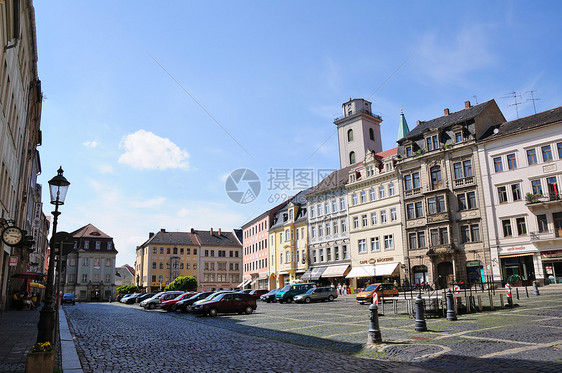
414, 294, 427, 332
525, 286, 529, 298
515, 288, 520, 300
533, 281, 540, 296
446, 289, 457, 321
368, 303, 382, 344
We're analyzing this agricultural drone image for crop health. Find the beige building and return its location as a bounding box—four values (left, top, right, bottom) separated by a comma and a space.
478, 106, 562, 286
396, 100, 505, 289
346, 148, 405, 289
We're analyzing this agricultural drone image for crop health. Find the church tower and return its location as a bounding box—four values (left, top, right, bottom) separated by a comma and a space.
334, 98, 382, 168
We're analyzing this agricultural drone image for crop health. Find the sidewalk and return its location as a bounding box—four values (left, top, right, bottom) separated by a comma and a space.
0, 305, 83, 373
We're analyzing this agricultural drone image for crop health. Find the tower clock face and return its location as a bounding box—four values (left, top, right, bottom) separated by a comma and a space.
2, 226, 23, 246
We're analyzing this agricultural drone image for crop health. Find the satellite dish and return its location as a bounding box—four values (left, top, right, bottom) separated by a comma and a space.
493, 128, 499, 134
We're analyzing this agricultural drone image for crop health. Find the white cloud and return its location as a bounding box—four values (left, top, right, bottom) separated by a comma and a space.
83, 140, 99, 148
130, 197, 166, 208
118, 129, 189, 170
96, 164, 114, 174
415, 25, 496, 86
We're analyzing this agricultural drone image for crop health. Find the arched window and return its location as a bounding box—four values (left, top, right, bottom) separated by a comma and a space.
349, 151, 356, 164
369, 128, 374, 141
347, 129, 354, 142
430, 166, 442, 187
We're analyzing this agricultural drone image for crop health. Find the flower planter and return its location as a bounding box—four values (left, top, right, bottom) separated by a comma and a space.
25, 350, 55, 373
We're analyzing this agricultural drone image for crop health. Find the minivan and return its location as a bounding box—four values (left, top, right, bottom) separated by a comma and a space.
275, 283, 316, 303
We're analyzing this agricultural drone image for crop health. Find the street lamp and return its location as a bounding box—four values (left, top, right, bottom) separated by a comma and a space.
37, 167, 70, 344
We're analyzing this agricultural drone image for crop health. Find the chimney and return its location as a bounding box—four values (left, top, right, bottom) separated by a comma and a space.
218, 228, 222, 236
465, 100, 471, 109
444, 108, 450, 116
190, 228, 195, 234
416, 120, 421, 126
160, 228, 166, 233
149, 232, 154, 238
210, 228, 213, 236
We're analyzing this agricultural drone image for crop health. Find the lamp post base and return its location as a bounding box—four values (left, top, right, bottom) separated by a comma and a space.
36, 307, 55, 344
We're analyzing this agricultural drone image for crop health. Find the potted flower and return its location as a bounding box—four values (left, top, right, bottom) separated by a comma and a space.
25, 342, 54, 373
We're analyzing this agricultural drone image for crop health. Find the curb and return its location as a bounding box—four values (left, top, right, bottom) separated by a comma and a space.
58, 306, 83, 372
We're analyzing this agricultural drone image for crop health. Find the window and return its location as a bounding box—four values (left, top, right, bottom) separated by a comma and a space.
430, 228, 448, 246
324, 202, 329, 214
406, 146, 413, 157
325, 223, 331, 235
428, 195, 446, 214
558, 142, 562, 159
350, 152, 356, 164
407, 203, 415, 219
319, 249, 324, 262
384, 235, 394, 250
371, 212, 377, 225
409, 233, 417, 249
454, 162, 463, 179
547, 177, 559, 197
542, 145, 553, 162
286, 251, 291, 263
426, 135, 438, 151
84, 241, 89, 249
166, 247, 170, 254
289, 209, 294, 220
418, 231, 426, 248
152, 262, 156, 269
358, 239, 366, 253
461, 224, 480, 243
371, 237, 380, 251
317, 204, 322, 216
369, 128, 375, 141
381, 210, 387, 223
310, 207, 315, 218
82, 274, 88, 283
352, 194, 358, 206
404, 174, 412, 190
347, 129, 354, 142
353, 217, 359, 229
105, 274, 111, 283
413, 172, 420, 188
537, 214, 548, 232
362, 214, 368, 227
370, 188, 376, 201
463, 160, 473, 177
467, 192, 476, 209
173, 247, 178, 255
332, 199, 337, 212
527, 149, 537, 165
390, 208, 397, 221
360, 191, 366, 203
105, 258, 111, 267
160, 247, 164, 254
318, 225, 323, 237
341, 219, 347, 232
502, 219, 512, 237
180, 248, 184, 255
68, 258, 76, 266
511, 184, 522, 201
493, 157, 503, 172
333, 221, 338, 234
460, 225, 470, 243
516, 217, 527, 235
389, 183, 395, 196
82, 258, 89, 266
340, 197, 345, 210
430, 166, 442, 188
531, 180, 543, 195
342, 245, 349, 259
498, 186, 508, 203
507, 153, 517, 169
379, 186, 385, 199
152, 247, 157, 254
415, 201, 423, 217
95, 241, 101, 250
455, 132, 463, 143
159, 262, 164, 269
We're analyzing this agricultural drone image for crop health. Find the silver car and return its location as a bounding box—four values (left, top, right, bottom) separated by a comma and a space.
141, 291, 183, 309
294, 287, 338, 303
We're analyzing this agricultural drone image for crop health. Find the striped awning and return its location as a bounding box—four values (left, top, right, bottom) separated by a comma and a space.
500, 253, 535, 259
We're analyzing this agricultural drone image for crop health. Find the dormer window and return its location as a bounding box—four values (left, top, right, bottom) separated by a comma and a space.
405, 146, 413, 157
289, 209, 294, 220
426, 135, 439, 151
95, 241, 101, 250
455, 131, 463, 143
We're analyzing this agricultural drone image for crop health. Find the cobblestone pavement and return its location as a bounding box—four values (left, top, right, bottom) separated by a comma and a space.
0, 309, 39, 373
64, 288, 562, 373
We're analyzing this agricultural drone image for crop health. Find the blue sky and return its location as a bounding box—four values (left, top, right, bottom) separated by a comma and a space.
33, 1, 562, 266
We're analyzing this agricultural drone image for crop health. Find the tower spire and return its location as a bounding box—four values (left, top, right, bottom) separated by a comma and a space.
397, 109, 410, 142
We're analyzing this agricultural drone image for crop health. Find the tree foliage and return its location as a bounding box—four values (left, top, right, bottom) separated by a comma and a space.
117, 285, 139, 294
164, 276, 197, 292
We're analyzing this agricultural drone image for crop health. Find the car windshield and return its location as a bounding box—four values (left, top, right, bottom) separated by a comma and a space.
305, 288, 315, 294
364, 284, 379, 292
280, 285, 291, 292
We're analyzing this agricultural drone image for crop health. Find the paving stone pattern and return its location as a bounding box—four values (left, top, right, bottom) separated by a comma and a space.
64, 290, 562, 372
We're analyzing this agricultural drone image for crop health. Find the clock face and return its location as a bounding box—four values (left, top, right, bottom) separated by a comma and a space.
2, 227, 23, 246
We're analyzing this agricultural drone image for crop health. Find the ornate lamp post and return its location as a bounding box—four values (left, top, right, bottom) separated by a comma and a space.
37, 167, 70, 344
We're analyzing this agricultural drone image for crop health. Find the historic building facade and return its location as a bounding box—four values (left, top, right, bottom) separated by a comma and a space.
478, 107, 562, 286
346, 148, 406, 289
396, 100, 505, 289
64, 224, 118, 301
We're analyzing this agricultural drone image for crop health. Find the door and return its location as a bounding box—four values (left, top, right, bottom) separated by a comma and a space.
437, 262, 454, 289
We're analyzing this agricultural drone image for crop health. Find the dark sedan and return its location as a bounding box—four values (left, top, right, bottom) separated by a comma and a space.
260, 288, 279, 303
175, 292, 214, 312
192, 293, 257, 316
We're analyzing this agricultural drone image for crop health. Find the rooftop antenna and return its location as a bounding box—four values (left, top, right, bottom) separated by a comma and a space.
471, 95, 478, 104
526, 90, 540, 114
502, 91, 523, 119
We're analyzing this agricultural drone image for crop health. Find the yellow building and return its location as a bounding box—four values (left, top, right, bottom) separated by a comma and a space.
269, 190, 310, 289
135, 229, 199, 292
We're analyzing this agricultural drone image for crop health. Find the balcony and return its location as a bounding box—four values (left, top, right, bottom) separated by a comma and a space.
426, 244, 456, 256
427, 211, 450, 224
453, 176, 474, 189
530, 230, 562, 246
526, 193, 562, 211
404, 187, 422, 199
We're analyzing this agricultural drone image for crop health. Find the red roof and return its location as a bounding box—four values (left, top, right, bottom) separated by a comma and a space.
374, 147, 398, 160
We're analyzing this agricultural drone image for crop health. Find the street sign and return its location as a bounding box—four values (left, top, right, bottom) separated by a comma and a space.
9, 256, 17, 266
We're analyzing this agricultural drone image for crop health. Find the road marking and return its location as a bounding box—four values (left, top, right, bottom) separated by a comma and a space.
433, 325, 506, 340
459, 334, 536, 345
480, 340, 562, 358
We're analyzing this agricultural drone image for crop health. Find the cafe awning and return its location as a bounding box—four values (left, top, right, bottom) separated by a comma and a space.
321, 265, 350, 278
346, 262, 400, 278
236, 279, 251, 288
309, 267, 327, 281
30, 282, 45, 289
300, 268, 313, 281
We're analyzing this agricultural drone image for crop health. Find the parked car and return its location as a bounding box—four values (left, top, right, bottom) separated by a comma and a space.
120, 293, 138, 304
260, 288, 279, 303
294, 287, 338, 303
237, 289, 252, 294
160, 292, 198, 311
190, 291, 235, 310
116, 293, 126, 302
135, 293, 155, 303
141, 291, 183, 309
124, 293, 142, 304
356, 283, 399, 304
192, 292, 257, 316
175, 292, 213, 312
62, 293, 75, 305
139, 292, 165, 307
248, 289, 269, 299
276, 283, 316, 303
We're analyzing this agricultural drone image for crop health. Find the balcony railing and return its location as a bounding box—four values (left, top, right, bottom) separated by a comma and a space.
453, 176, 474, 188
426, 211, 450, 223
530, 230, 562, 241
526, 193, 562, 205
404, 187, 422, 198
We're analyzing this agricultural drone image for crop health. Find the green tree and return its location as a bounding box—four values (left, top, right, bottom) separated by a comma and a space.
164, 276, 197, 291
117, 285, 139, 294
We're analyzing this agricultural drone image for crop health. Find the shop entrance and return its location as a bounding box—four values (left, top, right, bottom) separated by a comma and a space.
412, 265, 428, 285
436, 261, 453, 289
466, 261, 484, 284
501, 255, 535, 286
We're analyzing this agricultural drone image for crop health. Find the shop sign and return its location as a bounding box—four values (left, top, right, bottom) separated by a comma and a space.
499, 244, 535, 255
359, 257, 394, 265
467, 261, 482, 267
506, 246, 526, 252
9, 256, 17, 266
151, 282, 167, 287
541, 250, 562, 259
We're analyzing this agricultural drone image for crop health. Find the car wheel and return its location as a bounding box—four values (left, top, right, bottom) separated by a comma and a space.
304, 297, 311, 304
245, 306, 253, 315
208, 307, 218, 317
287, 297, 293, 304
148, 303, 155, 309
328, 295, 334, 302
171, 304, 177, 312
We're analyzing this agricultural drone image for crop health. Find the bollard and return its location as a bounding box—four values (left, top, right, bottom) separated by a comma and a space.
393, 299, 398, 314
414, 294, 427, 332
516, 288, 520, 300
533, 281, 540, 296
368, 303, 382, 344
525, 286, 529, 298
446, 290, 457, 321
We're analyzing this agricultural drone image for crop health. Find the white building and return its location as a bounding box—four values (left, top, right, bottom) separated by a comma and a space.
478, 106, 562, 285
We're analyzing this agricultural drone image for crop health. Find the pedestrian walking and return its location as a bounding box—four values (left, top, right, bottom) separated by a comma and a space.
337, 284, 342, 295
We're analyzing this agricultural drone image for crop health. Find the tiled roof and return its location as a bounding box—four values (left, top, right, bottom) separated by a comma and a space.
70, 223, 111, 239
479, 106, 562, 141
374, 147, 398, 160
399, 100, 494, 142
193, 230, 242, 247
308, 165, 355, 196
148, 231, 198, 246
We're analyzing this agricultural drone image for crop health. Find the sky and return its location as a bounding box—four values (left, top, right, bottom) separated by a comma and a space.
32, 1, 562, 267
